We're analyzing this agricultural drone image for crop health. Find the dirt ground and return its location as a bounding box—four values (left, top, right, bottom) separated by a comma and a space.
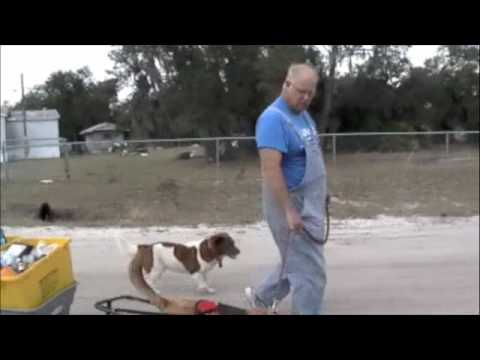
1, 143, 478, 315
1, 144, 478, 227
2, 215, 478, 315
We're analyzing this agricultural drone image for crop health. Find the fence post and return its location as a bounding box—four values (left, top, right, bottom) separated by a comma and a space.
332, 134, 337, 167
215, 138, 220, 184
445, 133, 450, 157
1, 142, 8, 223
214, 138, 221, 223
62, 140, 71, 180
1, 143, 8, 182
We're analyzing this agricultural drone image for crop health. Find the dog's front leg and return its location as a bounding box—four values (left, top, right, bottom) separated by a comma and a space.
192, 272, 216, 294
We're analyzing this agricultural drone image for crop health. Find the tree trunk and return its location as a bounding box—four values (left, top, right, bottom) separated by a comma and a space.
319, 46, 339, 134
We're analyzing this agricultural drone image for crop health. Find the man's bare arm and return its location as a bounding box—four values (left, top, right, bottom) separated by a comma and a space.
259, 149, 303, 231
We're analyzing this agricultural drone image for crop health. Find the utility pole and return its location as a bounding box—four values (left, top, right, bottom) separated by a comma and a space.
21, 73, 29, 158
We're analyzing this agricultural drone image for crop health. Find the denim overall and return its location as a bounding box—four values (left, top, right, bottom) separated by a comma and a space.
255, 107, 328, 315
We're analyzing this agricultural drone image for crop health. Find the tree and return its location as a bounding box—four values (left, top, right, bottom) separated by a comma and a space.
14, 85, 47, 110
424, 45, 479, 130
108, 44, 478, 145
394, 67, 450, 131
109, 45, 321, 138
316, 45, 365, 133
359, 45, 412, 85
14, 67, 118, 141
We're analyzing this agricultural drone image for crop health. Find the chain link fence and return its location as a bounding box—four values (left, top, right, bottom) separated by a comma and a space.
1, 131, 478, 226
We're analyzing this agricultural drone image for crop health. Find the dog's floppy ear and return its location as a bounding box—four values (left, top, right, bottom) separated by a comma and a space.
137, 245, 154, 274
208, 233, 230, 267
209, 233, 228, 248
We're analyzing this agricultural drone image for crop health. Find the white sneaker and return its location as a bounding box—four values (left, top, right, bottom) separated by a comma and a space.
244, 287, 257, 308
244, 286, 270, 309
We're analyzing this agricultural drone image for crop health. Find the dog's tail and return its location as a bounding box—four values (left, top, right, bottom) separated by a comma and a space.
115, 236, 138, 258
128, 245, 200, 314
126, 243, 137, 257
129, 245, 168, 308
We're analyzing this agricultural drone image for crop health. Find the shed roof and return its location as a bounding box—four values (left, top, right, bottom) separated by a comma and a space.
79, 122, 119, 136
8, 109, 60, 121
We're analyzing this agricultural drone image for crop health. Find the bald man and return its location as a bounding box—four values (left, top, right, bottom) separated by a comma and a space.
245, 63, 328, 315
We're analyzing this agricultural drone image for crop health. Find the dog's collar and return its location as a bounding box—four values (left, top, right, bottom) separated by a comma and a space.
203, 239, 222, 267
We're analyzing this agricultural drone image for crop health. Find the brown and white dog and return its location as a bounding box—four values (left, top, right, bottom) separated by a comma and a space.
126, 232, 240, 294
128, 243, 273, 315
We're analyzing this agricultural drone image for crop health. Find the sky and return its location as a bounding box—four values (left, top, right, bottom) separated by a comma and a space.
0, 45, 440, 106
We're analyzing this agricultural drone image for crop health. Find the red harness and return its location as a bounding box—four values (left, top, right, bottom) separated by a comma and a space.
195, 300, 219, 314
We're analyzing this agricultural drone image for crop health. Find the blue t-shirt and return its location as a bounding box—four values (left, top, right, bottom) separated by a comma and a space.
255, 97, 316, 190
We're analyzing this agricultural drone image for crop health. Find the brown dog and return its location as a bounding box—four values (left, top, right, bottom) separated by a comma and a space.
127, 232, 240, 294
128, 244, 274, 315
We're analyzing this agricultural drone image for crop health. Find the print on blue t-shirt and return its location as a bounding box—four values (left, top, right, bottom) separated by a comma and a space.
255, 97, 316, 190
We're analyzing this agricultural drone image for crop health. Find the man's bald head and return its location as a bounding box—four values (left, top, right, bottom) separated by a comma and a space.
282, 63, 319, 113
286, 63, 319, 83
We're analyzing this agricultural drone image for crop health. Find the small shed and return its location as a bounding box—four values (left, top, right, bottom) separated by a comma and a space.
6, 109, 61, 161
0, 112, 6, 163
79, 122, 127, 154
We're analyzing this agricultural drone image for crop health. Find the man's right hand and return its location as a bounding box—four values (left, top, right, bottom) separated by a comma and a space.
286, 207, 303, 232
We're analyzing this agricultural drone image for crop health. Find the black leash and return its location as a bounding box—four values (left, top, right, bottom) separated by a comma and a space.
304, 193, 331, 245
